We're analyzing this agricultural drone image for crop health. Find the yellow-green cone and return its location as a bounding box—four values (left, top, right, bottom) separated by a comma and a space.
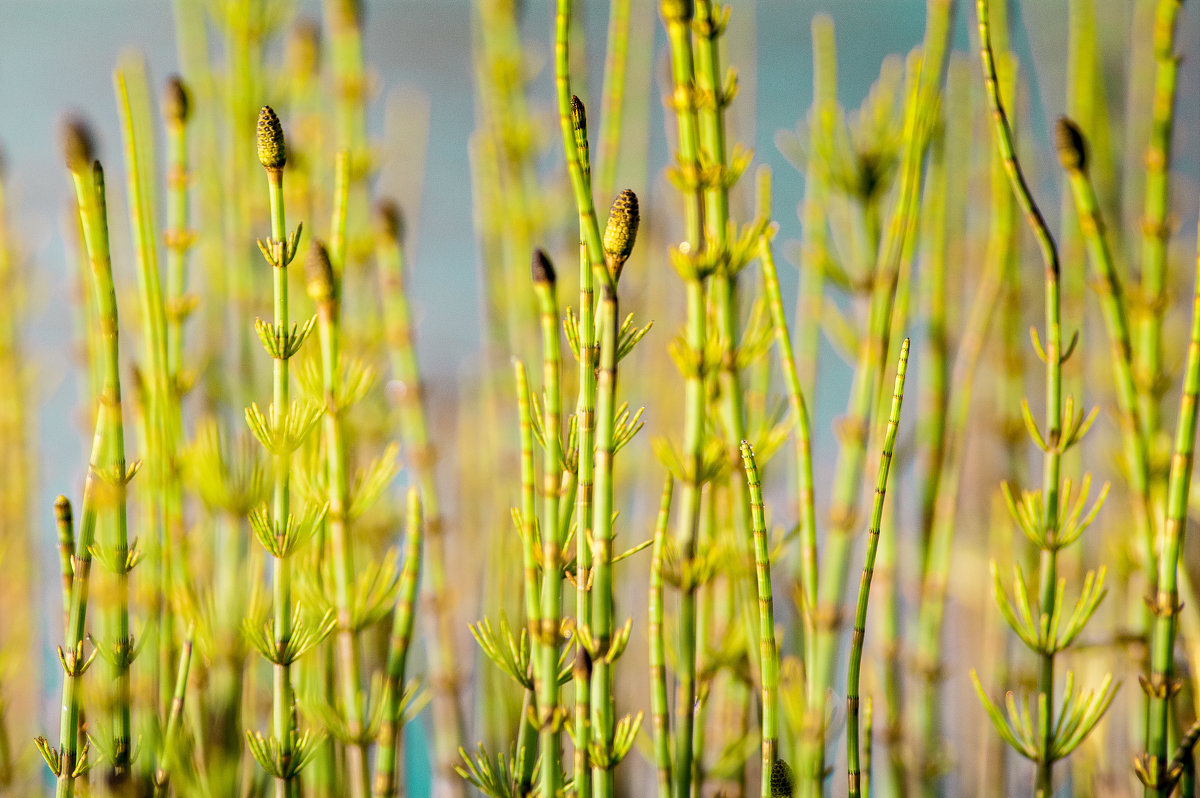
257, 105, 286, 171
603, 189, 639, 280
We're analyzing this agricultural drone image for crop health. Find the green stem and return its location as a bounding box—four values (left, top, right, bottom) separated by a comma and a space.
848, 340, 910, 798
1145, 196, 1200, 798
533, 254, 564, 798
373, 488, 423, 798
659, 3, 708, 795
590, 284, 619, 797
740, 442, 783, 798
153, 629, 195, 797
311, 242, 369, 798
650, 476, 675, 797
978, 2, 1064, 792
373, 204, 465, 791
1135, 0, 1183, 450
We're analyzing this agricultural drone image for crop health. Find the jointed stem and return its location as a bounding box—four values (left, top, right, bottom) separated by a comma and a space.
848, 340, 910, 798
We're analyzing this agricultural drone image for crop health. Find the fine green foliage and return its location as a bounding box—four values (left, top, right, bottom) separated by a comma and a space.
16, 1, 1200, 796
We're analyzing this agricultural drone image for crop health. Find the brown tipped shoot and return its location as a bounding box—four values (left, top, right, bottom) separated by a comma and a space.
603, 189, 640, 280
306, 240, 336, 305
163, 76, 191, 125
570, 95, 587, 138
532, 248, 556, 286
61, 115, 96, 173
54, 495, 72, 525
256, 106, 286, 171
375, 199, 404, 243
1054, 116, 1087, 172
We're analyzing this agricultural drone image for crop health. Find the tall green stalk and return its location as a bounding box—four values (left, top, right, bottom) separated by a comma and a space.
1056, 116, 1154, 576
1134, 0, 1183, 449
245, 106, 322, 798
532, 250, 564, 798
588, 189, 640, 796
42, 133, 127, 798
373, 487, 423, 798
307, 239, 369, 798
740, 442, 783, 798
650, 475, 675, 797
554, 0, 608, 788
847, 340, 909, 798
658, 2, 710, 793
1139, 169, 1200, 798
973, 4, 1117, 794
372, 201, 465, 793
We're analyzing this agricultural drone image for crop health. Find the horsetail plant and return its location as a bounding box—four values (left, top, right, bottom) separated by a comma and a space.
244, 105, 331, 797
372, 199, 466, 793
740, 441, 783, 798
38, 126, 132, 798
587, 188, 645, 797
1054, 116, 1154, 579
649, 474, 675, 797
306, 238, 369, 798
847, 339, 909, 798
971, 3, 1118, 794
1136, 135, 1200, 798
657, 2, 716, 793
1134, 0, 1184, 452
553, 0, 606, 786
373, 487, 424, 798
531, 249, 565, 798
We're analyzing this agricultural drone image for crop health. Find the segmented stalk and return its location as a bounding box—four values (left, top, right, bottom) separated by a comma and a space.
55, 152, 129, 797
848, 340, 910, 798
1056, 117, 1153, 569
659, 2, 709, 794
589, 279, 619, 796
373, 487, 423, 798
372, 201, 465, 792
254, 106, 306, 798
1144, 184, 1200, 798
308, 239, 369, 798
152, 629, 194, 797
756, 228, 817, 673
978, 3, 1064, 791
554, 2, 608, 789
1134, 0, 1183, 447
650, 476, 675, 797
513, 359, 540, 794
740, 442, 782, 798
532, 251, 564, 798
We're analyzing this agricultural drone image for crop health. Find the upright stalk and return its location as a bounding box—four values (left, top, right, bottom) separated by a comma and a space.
372, 201, 465, 792
554, 0, 607, 788
1142, 183, 1200, 798
659, 2, 709, 794
373, 488, 423, 798
740, 442, 784, 798
848, 340, 910, 798
1134, 0, 1183, 447
308, 240, 368, 798
45, 133, 124, 798
247, 106, 317, 798
532, 250, 564, 798
650, 476, 675, 797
